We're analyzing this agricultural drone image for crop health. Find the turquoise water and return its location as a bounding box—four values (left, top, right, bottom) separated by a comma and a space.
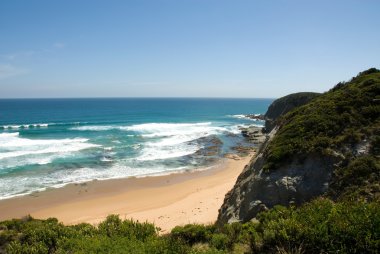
0, 98, 273, 199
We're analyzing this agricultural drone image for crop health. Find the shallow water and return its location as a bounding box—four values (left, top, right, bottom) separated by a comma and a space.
0, 98, 273, 199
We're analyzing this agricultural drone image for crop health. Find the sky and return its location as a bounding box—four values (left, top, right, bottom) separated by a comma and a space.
0, 0, 379, 98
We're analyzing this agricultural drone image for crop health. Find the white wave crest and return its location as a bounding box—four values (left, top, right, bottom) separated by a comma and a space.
125, 122, 225, 161
71, 126, 115, 131
0, 123, 49, 129
0, 132, 100, 162
0, 132, 19, 138
122, 122, 211, 132
228, 114, 264, 122
0, 143, 99, 160
136, 145, 199, 161
0, 163, 190, 200
228, 114, 246, 119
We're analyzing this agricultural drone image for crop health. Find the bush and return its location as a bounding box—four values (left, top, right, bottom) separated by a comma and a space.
1, 200, 379, 253
329, 156, 380, 201
251, 198, 380, 253
171, 224, 215, 245
210, 233, 229, 250
98, 215, 157, 240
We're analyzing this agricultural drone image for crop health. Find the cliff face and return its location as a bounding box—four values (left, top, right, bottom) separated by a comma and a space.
218, 68, 380, 224
264, 92, 320, 133
218, 119, 338, 224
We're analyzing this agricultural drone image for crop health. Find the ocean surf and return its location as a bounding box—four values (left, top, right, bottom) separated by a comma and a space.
0, 98, 272, 199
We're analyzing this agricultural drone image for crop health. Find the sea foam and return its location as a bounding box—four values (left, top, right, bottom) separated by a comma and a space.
228, 114, 265, 123
0, 98, 272, 200
0, 132, 100, 165
124, 122, 228, 161
0, 163, 189, 200
71, 125, 116, 131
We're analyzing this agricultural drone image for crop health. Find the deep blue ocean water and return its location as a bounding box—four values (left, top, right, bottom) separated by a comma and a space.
0, 98, 273, 199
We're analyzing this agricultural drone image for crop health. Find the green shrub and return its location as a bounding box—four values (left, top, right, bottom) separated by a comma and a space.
171, 224, 215, 245
329, 156, 380, 201
210, 233, 229, 250
98, 215, 157, 240
144, 235, 190, 254
6, 240, 49, 254
98, 214, 122, 237
1, 200, 379, 253
251, 198, 380, 253
70, 222, 97, 237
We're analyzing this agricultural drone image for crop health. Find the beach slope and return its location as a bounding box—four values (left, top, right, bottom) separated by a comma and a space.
0, 154, 252, 233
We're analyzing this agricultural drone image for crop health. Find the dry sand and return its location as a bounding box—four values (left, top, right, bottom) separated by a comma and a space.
0, 154, 253, 233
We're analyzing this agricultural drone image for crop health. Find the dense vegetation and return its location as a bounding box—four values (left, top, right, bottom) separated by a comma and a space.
1, 198, 379, 253
264, 69, 380, 200
264, 92, 320, 133
1, 69, 379, 253
0, 215, 187, 254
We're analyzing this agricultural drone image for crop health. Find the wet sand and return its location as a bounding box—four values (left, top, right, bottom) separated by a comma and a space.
0, 153, 253, 233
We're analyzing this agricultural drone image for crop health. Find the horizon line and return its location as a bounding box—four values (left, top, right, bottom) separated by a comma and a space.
0, 96, 277, 100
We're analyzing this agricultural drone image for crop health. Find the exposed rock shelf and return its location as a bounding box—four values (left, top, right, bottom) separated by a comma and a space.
239, 125, 266, 144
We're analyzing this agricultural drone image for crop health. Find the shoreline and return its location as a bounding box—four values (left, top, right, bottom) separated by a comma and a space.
0, 153, 253, 233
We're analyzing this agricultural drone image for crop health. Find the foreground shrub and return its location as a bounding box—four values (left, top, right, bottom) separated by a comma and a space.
252, 198, 380, 253
210, 233, 229, 250
171, 224, 215, 245
98, 215, 157, 240
1, 199, 379, 253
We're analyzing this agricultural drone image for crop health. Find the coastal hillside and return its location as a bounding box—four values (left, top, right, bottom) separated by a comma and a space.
264, 92, 320, 132
218, 68, 380, 224
0, 69, 379, 253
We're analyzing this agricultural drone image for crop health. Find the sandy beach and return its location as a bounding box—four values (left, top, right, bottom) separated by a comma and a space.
0, 153, 253, 233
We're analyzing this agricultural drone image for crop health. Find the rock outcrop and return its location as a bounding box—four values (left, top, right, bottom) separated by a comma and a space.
239, 126, 266, 144
218, 128, 337, 223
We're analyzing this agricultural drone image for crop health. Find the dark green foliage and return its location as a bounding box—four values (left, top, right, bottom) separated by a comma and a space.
264, 68, 380, 200
215, 223, 243, 251
170, 223, 244, 251
264, 69, 380, 179
2, 199, 377, 253
329, 156, 380, 201
98, 215, 156, 240
264, 92, 321, 121
209, 233, 229, 250
264, 92, 321, 133
0, 215, 161, 254
371, 136, 380, 155
251, 198, 380, 253
56, 234, 189, 254
356, 68, 380, 77
0, 215, 188, 254
171, 224, 215, 245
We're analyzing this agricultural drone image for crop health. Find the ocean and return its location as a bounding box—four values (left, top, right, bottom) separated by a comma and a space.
0, 98, 273, 200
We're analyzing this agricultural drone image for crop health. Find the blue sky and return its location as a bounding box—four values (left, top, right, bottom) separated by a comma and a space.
0, 0, 379, 98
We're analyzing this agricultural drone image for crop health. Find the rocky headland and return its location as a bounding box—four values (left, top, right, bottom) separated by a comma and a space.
218, 68, 380, 224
